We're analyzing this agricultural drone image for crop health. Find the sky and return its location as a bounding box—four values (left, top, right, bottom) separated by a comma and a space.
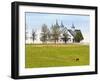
25, 12, 90, 43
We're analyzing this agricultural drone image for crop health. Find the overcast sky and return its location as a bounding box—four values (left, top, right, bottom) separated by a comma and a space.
25, 12, 90, 43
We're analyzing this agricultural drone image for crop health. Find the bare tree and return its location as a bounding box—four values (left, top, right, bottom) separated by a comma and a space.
61, 31, 69, 44
60, 26, 69, 44
32, 29, 36, 43
51, 20, 61, 43
40, 24, 50, 43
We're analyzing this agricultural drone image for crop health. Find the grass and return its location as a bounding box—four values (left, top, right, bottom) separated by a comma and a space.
25, 44, 89, 68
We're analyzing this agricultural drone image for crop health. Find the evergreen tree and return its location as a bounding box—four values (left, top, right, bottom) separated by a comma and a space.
74, 31, 84, 42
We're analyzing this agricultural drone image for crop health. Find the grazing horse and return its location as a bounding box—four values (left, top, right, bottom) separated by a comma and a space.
75, 58, 79, 61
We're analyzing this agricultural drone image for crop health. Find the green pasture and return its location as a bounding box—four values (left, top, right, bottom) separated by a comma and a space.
25, 44, 89, 68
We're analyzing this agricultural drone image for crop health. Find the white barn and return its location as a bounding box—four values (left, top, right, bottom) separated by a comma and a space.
25, 24, 83, 44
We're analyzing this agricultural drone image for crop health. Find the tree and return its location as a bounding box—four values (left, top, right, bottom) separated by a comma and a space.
25, 24, 28, 40
74, 32, 84, 42
60, 21, 64, 28
47, 29, 51, 41
40, 24, 50, 43
32, 29, 36, 43
51, 20, 61, 43
61, 31, 69, 44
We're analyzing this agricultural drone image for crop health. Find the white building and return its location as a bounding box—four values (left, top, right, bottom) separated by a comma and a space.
25, 24, 83, 44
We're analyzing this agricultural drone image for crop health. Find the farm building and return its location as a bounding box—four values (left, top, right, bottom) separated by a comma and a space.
25, 23, 84, 44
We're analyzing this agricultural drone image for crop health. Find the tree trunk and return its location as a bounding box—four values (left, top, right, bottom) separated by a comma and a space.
54, 40, 56, 44
65, 40, 67, 44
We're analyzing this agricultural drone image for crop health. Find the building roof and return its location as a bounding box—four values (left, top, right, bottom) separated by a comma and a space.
68, 29, 83, 39
61, 27, 68, 33
60, 26, 83, 38
68, 29, 76, 37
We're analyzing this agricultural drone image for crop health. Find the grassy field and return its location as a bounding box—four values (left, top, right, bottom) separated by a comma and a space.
25, 44, 89, 68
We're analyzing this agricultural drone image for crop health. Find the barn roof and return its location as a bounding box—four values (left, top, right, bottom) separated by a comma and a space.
68, 29, 83, 39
